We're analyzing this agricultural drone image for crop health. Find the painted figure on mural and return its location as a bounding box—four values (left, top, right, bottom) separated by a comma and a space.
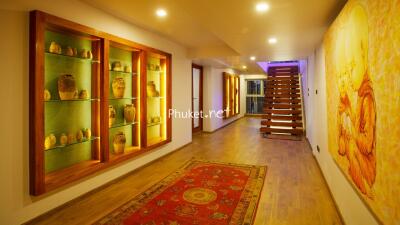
336, 4, 376, 198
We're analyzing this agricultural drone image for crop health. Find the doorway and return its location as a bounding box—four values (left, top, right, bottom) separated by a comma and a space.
192, 64, 203, 133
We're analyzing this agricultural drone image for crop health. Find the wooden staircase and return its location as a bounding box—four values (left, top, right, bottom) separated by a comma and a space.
260, 66, 304, 137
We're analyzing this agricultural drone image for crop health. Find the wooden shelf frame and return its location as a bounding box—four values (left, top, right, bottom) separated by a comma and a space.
222, 72, 240, 119
29, 10, 172, 196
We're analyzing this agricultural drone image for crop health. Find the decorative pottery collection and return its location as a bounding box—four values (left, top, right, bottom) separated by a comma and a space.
44, 128, 92, 149
147, 63, 161, 71
112, 76, 126, 98
113, 132, 126, 154
147, 81, 160, 97
111, 61, 132, 73
109, 105, 116, 127
48, 41, 92, 59
148, 116, 161, 124
124, 104, 136, 123
58, 74, 78, 100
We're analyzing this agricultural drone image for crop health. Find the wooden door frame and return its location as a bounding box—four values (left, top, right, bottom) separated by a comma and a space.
192, 64, 203, 133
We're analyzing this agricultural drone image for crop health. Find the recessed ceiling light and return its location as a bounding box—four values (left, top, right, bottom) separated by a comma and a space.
156, 8, 167, 17
268, 37, 277, 44
250, 56, 256, 61
242, 65, 247, 69
256, 2, 270, 12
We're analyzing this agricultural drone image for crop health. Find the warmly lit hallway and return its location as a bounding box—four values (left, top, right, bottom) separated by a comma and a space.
28, 118, 342, 225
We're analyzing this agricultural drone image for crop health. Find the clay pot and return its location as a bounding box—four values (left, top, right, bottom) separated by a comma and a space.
60, 133, 67, 146
44, 134, 56, 150
65, 46, 74, 56
84, 128, 91, 139
49, 41, 61, 54
72, 48, 78, 56
152, 116, 161, 123
76, 130, 83, 142
67, 133, 75, 144
147, 81, 157, 97
79, 49, 87, 58
79, 90, 89, 99
124, 104, 136, 123
87, 51, 93, 59
124, 65, 131, 73
109, 105, 116, 127
44, 89, 51, 101
113, 132, 126, 154
58, 74, 78, 100
112, 76, 125, 98
112, 61, 123, 72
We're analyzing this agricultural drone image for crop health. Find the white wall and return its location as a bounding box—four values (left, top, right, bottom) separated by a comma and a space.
0, 1, 192, 224
202, 67, 245, 132
304, 44, 379, 225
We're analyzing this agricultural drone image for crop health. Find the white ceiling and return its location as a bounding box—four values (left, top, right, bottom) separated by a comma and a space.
82, 0, 346, 73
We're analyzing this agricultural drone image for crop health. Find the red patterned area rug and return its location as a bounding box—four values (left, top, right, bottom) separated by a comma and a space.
94, 159, 267, 225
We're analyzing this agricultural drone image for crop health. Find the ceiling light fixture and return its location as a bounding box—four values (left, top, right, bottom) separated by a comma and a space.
256, 2, 270, 12
268, 37, 277, 44
242, 65, 247, 69
250, 56, 256, 61
156, 8, 167, 17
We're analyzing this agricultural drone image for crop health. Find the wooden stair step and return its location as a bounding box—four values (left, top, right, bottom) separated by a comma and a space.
262, 115, 302, 120
266, 85, 299, 89
264, 99, 301, 103
268, 74, 299, 77
265, 89, 300, 94
264, 109, 302, 115
261, 121, 303, 127
264, 104, 302, 109
260, 127, 303, 135
268, 77, 299, 81
268, 82, 299, 86
265, 93, 301, 98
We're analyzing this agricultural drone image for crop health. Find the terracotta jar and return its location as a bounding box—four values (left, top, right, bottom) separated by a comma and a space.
112, 76, 125, 98
109, 105, 116, 127
124, 104, 136, 123
147, 81, 157, 97
112, 61, 123, 71
58, 74, 78, 100
49, 41, 61, 54
113, 132, 126, 154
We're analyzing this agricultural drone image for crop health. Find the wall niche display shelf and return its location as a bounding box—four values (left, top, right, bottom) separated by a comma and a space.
30, 11, 172, 195
223, 72, 240, 118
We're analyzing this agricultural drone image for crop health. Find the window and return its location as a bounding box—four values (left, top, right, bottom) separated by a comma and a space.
246, 79, 266, 114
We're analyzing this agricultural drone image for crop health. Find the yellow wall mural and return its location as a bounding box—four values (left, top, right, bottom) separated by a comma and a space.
324, 0, 400, 223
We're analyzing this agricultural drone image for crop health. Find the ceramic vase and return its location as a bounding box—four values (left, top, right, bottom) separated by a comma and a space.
147, 81, 157, 97
113, 132, 126, 154
109, 105, 116, 127
44, 89, 51, 101
58, 74, 78, 100
112, 76, 125, 98
124, 104, 136, 123
112, 61, 123, 71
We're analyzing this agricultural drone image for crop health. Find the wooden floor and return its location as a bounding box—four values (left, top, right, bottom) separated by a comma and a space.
28, 118, 343, 225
